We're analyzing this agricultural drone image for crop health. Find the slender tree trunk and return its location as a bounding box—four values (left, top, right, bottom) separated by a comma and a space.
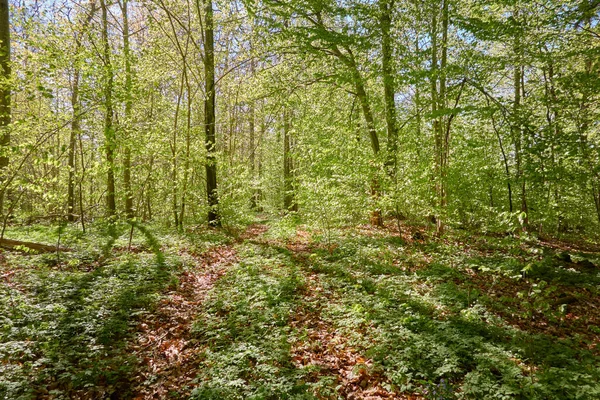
353, 73, 383, 226
122, 0, 133, 219
283, 109, 296, 212
489, 104, 513, 212
380, 0, 398, 176
0, 0, 10, 215
68, 70, 80, 222
513, 53, 527, 229
578, 18, 600, 224
203, 0, 220, 226
249, 59, 257, 209
353, 71, 380, 155
438, 0, 449, 234
542, 57, 562, 229
346, 57, 382, 226
100, 0, 116, 218
68, 3, 96, 223
179, 70, 191, 229
430, 3, 441, 230
256, 106, 265, 212
78, 127, 86, 232
171, 72, 185, 228
330, 43, 382, 226
414, 0, 422, 142
429, 0, 452, 235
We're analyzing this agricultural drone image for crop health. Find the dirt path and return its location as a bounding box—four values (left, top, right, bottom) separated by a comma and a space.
129, 225, 267, 399
255, 231, 422, 400
128, 224, 420, 399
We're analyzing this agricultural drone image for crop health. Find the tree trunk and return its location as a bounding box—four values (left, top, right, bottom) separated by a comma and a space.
430, 3, 441, 232
100, 0, 116, 218
249, 59, 258, 210
380, 0, 398, 176
438, 0, 449, 234
430, 0, 450, 235
283, 109, 297, 212
256, 106, 265, 212
122, 0, 134, 219
68, 3, 96, 223
203, 0, 219, 226
513, 30, 527, 230
68, 69, 80, 222
171, 72, 185, 228
0, 0, 10, 215
179, 69, 191, 229
345, 56, 382, 226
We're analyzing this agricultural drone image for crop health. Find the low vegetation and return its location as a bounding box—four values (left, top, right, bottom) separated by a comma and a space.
1, 219, 598, 399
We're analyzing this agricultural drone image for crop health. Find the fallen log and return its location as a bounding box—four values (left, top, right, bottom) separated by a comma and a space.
0, 238, 71, 253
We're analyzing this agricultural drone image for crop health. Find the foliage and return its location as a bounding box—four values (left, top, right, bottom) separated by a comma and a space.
0, 223, 179, 399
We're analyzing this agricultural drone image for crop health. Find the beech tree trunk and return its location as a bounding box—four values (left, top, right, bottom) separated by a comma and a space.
354, 73, 383, 227
179, 70, 191, 229
203, 0, 220, 226
68, 70, 80, 222
68, 2, 96, 222
380, 0, 398, 175
0, 0, 10, 215
430, 0, 450, 235
100, 0, 116, 218
122, 0, 134, 219
512, 9, 528, 229
283, 109, 297, 212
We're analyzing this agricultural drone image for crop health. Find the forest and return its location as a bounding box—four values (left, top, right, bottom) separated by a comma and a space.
1, 0, 600, 398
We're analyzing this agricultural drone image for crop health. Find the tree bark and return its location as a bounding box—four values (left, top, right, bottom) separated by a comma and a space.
68, 2, 96, 223
512, 11, 527, 229
344, 55, 382, 226
179, 69, 191, 229
122, 0, 134, 219
0, 238, 71, 253
172, 71, 185, 228
430, 0, 450, 235
438, 0, 449, 234
100, 0, 116, 218
203, 0, 220, 226
283, 109, 297, 212
430, 3, 441, 232
249, 59, 258, 209
0, 0, 10, 215
380, 0, 398, 175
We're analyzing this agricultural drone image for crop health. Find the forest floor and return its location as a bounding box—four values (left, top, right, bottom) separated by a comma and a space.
1, 218, 599, 399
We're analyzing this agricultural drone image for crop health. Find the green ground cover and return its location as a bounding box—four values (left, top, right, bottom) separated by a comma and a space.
1, 220, 599, 399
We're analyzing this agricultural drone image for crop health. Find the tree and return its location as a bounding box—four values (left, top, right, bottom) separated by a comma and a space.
100, 0, 117, 218
67, 1, 96, 223
202, 0, 220, 226
121, 0, 134, 219
0, 0, 10, 214
283, 107, 297, 211
380, 0, 398, 176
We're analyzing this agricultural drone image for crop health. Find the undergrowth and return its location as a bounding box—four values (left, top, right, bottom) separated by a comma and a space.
0, 222, 180, 399
1, 220, 599, 399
